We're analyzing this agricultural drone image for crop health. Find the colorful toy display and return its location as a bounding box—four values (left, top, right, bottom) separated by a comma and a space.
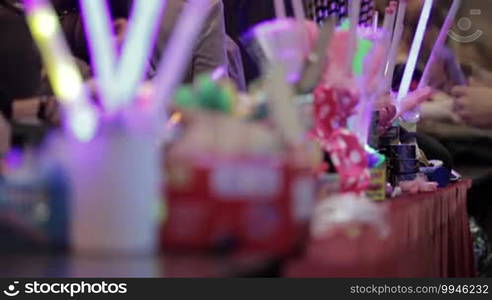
0, 0, 464, 258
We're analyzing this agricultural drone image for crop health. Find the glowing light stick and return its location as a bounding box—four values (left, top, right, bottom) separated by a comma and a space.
347, 0, 362, 75
353, 39, 373, 76
396, 0, 434, 109
292, 0, 306, 21
291, 0, 310, 60
403, 0, 461, 123
24, 0, 98, 142
78, 0, 116, 106
211, 66, 227, 81
382, 4, 396, 40
79, 0, 166, 111
381, 7, 392, 35
353, 40, 376, 145
372, 10, 379, 32
266, 65, 303, 147
349, 0, 362, 28
153, 0, 212, 117
384, 0, 407, 92
374, 6, 395, 97
419, 0, 461, 89
274, 0, 287, 19
112, 0, 167, 107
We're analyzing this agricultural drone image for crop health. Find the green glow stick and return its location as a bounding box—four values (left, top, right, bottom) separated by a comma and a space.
353, 39, 374, 76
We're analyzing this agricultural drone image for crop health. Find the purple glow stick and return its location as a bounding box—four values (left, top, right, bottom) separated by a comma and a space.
113, 0, 167, 108
291, 0, 310, 60
211, 66, 227, 81
153, 0, 212, 117
397, 0, 434, 108
292, 0, 306, 21
80, 0, 165, 111
372, 11, 379, 32
384, 0, 407, 92
79, 0, 117, 108
403, 0, 461, 123
275, 0, 287, 19
387, 2, 398, 35
355, 47, 379, 145
375, 6, 396, 97
347, 0, 362, 75
419, 0, 461, 89
381, 7, 391, 35
383, 4, 396, 41
349, 0, 362, 27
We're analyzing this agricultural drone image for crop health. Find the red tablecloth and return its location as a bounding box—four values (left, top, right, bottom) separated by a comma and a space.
286, 180, 476, 277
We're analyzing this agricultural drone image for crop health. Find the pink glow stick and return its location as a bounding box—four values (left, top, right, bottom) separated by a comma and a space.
418, 0, 461, 89
274, 0, 287, 19
384, 0, 407, 92
153, 0, 212, 116
397, 0, 434, 108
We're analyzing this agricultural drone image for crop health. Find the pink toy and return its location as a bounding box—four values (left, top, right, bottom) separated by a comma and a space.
324, 129, 370, 193
399, 177, 438, 195
313, 86, 369, 193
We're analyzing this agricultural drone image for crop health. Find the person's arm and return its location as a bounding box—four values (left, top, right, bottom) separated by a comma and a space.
191, 0, 227, 79
2, 96, 61, 126
451, 85, 492, 129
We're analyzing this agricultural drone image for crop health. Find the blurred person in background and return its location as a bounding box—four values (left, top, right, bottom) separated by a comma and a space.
0, 1, 60, 131
0, 0, 102, 146
0, 0, 130, 150
450, 0, 492, 75
57, 0, 245, 89
417, 0, 492, 269
375, 0, 492, 274
223, 0, 276, 83
151, 0, 246, 89
1, 0, 245, 150
450, 75, 492, 261
376, 0, 457, 170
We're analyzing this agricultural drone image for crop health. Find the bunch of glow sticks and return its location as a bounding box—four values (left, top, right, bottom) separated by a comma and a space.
79, 0, 166, 112
302, 0, 462, 164
24, 0, 212, 142
24, 0, 98, 142
353, 0, 461, 142
403, 0, 462, 122
24, 0, 462, 148
396, 0, 434, 115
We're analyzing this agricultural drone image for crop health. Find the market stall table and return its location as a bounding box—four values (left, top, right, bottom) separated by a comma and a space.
286, 180, 476, 277
0, 181, 476, 278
